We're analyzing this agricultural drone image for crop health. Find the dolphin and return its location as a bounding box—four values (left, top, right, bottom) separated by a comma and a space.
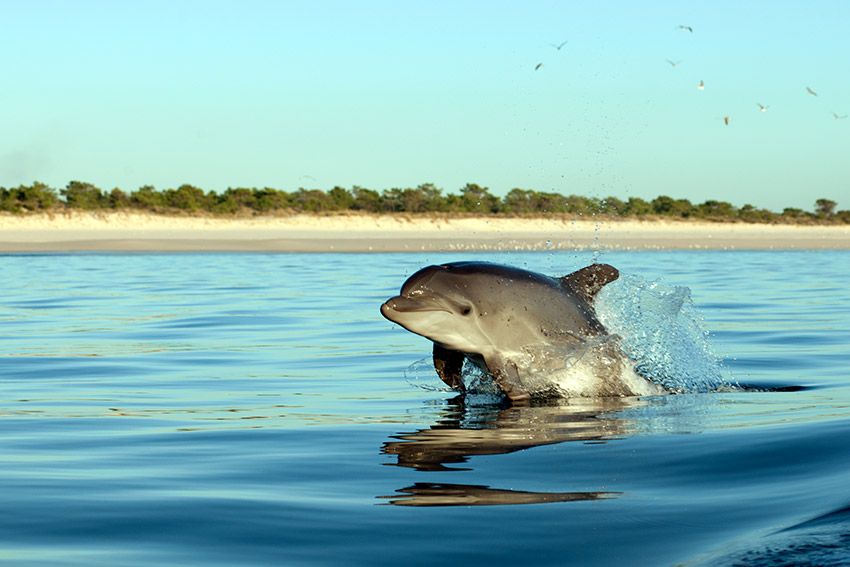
380, 262, 665, 402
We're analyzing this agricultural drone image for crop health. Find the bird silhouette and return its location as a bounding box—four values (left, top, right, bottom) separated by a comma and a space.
833, 112, 848, 120
806, 86, 818, 96
678, 25, 693, 32
548, 40, 568, 50
666, 59, 683, 67
534, 62, 543, 71
697, 80, 705, 90
757, 103, 769, 112
723, 116, 731, 126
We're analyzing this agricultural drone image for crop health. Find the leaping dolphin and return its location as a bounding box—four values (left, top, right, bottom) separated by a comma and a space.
380, 262, 665, 402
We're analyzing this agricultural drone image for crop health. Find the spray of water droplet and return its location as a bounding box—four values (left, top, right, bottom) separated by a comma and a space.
591, 221, 602, 263
595, 274, 729, 392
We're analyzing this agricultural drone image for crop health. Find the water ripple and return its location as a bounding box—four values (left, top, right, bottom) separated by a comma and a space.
0, 251, 849, 566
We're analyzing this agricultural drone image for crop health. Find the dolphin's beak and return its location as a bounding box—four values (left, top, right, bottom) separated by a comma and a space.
381, 295, 449, 318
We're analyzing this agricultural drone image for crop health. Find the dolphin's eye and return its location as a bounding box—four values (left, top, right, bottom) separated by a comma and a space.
460, 306, 472, 316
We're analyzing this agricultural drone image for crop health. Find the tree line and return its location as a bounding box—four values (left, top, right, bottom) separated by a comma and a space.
0, 181, 846, 224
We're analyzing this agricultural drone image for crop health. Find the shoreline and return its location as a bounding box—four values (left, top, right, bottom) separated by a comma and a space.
2, 212, 849, 252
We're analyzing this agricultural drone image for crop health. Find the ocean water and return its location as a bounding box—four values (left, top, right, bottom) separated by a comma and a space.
1, 250, 849, 566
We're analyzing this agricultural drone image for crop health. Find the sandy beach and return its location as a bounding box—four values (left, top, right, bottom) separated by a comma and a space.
1, 212, 848, 252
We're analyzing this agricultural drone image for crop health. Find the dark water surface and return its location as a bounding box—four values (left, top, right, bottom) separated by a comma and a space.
1, 251, 849, 566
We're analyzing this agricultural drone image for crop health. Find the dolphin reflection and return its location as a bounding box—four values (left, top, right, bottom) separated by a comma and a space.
378, 397, 643, 506
380, 483, 620, 507
382, 397, 642, 471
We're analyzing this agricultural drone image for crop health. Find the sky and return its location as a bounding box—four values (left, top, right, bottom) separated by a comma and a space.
2, 0, 848, 211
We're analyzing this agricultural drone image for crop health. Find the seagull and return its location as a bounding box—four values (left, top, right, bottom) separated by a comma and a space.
806, 86, 818, 96
757, 103, 769, 112
723, 116, 731, 126
678, 25, 693, 32
833, 112, 848, 120
548, 40, 568, 50
697, 80, 705, 90
666, 59, 683, 67
534, 62, 543, 71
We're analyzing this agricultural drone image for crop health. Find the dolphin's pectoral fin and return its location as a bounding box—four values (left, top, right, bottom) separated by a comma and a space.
433, 344, 466, 393
561, 263, 620, 304
484, 355, 531, 405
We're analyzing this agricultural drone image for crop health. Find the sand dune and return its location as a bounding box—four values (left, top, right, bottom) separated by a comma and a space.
1, 212, 848, 252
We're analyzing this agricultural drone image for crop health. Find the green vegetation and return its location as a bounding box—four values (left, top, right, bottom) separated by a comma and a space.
1, 180, 847, 224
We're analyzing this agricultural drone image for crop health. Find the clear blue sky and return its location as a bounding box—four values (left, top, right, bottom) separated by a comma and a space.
2, 0, 848, 211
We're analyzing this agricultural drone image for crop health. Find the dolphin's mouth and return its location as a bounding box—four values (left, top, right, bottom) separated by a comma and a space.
381, 296, 450, 315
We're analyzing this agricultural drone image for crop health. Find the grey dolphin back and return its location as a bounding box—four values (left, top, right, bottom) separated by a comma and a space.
560, 264, 619, 304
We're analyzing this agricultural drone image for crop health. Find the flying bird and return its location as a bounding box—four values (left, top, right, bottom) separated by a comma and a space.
806, 86, 818, 96
832, 112, 848, 120
757, 103, 769, 112
548, 40, 568, 50
697, 80, 705, 90
666, 59, 683, 67
723, 116, 731, 126
534, 62, 544, 71
678, 25, 693, 32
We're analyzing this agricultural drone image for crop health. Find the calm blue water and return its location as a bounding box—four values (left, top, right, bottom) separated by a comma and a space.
1, 251, 849, 566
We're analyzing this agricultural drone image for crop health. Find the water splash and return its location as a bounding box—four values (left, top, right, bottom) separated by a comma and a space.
404, 357, 504, 403
404, 357, 452, 392
505, 336, 663, 398
595, 274, 728, 393
405, 357, 500, 395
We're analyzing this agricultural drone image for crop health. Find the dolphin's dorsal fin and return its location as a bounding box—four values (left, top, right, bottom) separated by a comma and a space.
561, 263, 619, 303
433, 344, 466, 393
